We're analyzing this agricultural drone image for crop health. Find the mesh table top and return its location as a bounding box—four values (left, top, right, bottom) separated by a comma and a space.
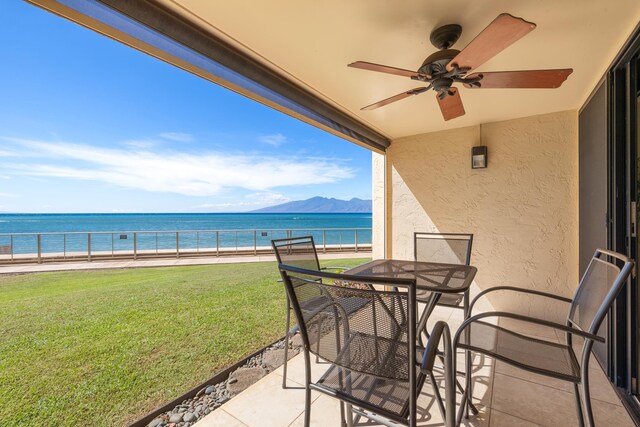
345, 259, 476, 294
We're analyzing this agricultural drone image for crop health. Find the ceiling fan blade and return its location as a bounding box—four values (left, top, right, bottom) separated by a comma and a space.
349, 61, 430, 79
463, 69, 573, 88
447, 13, 536, 73
361, 87, 429, 111
436, 87, 465, 121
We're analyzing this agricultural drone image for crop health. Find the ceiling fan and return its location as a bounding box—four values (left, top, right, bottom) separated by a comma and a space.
348, 13, 573, 121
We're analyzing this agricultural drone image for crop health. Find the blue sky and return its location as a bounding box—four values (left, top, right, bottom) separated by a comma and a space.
0, 1, 372, 213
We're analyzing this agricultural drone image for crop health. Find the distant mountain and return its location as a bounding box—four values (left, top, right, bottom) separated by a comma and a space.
250, 196, 371, 213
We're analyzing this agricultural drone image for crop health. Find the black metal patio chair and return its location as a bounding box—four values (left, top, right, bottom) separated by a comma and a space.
413, 232, 475, 416
413, 232, 473, 345
271, 236, 351, 388
453, 248, 634, 427
278, 264, 456, 427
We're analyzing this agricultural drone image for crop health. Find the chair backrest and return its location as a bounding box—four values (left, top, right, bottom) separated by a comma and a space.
568, 249, 634, 335
278, 264, 417, 382
271, 236, 321, 271
414, 232, 473, 265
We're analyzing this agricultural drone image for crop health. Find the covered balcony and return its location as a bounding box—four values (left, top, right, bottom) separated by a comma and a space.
23, 0, 640, 426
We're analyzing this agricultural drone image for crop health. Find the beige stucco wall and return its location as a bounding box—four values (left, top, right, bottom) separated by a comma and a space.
372, 152, 386, 259
386, 110, 579, 321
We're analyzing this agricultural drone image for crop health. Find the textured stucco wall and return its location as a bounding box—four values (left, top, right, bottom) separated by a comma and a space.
387, 110, 579, 320
372, 152, 386, 259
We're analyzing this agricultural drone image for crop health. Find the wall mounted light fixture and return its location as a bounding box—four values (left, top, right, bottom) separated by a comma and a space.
472, 145, 488, 169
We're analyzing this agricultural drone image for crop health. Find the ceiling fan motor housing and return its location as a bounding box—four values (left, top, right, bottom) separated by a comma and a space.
418, 49, 460, 76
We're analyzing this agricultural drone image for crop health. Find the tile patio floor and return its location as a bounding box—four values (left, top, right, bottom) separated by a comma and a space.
195, 306, 635, 427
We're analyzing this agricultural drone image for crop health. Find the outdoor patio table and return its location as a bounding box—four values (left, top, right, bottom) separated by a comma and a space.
345, 259, 476, 296
345, 259, 477, 334
345, 259, 478, 418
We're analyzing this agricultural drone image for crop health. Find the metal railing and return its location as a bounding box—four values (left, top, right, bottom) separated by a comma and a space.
0, 228, 372, 264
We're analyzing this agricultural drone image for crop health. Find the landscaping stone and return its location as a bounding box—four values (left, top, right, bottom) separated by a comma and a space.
168, 413, 183, 423
291, 333, 303, 348
227, 367, 267, 396
147, 337, 302, 426
262, 348, 286, 370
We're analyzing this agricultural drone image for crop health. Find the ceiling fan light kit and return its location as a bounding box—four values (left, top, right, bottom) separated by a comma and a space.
348, 13, 573, 121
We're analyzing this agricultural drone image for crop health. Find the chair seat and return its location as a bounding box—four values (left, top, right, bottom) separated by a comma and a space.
416, 289, 464, 307
457, 320, 580, 382
313, 359, 424, 425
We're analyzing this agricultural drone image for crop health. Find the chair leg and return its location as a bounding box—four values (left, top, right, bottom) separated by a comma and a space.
581, 376, 595, 427
339, 402, 346, 427
282, 295, 291, 389
303, 352, 312, 427
417, 294, 440, 347
573, 383, 586, 427
428, 370, 446, 420
345, 403, 354, 427
462, 291, 474, 418
417, 305, 430, 348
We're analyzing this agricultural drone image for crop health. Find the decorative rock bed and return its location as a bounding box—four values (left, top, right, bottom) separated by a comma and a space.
146, 334, 302, 427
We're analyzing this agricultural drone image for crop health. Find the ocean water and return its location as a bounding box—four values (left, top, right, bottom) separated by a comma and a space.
0, 213, 372, 255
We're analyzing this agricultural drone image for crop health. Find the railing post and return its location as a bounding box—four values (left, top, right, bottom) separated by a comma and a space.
355, 229, 358, 253
133, 232, 137, 260
176, 232, 180, 258
323, 230, 326, 253
37, 234, 42, 264
87, 233, 91, 262
253, 230, 257, 255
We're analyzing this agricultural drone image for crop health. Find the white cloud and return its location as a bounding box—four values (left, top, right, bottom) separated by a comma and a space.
0, 192, 17, 198
123, 139, 157, 149
159, 132, 194, 142
0, 149, 21, 157
258, 133, 287, 147
191, 192, 289, 211
0, 137, 354, 197
245, 192, 289, 205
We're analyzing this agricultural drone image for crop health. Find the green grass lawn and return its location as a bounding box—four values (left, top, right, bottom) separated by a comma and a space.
0, 258, 370, 427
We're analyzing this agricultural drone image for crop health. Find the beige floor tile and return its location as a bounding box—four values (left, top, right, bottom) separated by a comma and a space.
495, 360, 623, 406
417, 375, 490, 427
452, 351, 495, 398
273, 353, 331, 385
491, 372, 634, 427
288, 394, 344, 426
221, 372, 319, 427
196, 409, 248, 427
489, 410, 541, 427
591, 399, 635, 427
491, 372, 580, 426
